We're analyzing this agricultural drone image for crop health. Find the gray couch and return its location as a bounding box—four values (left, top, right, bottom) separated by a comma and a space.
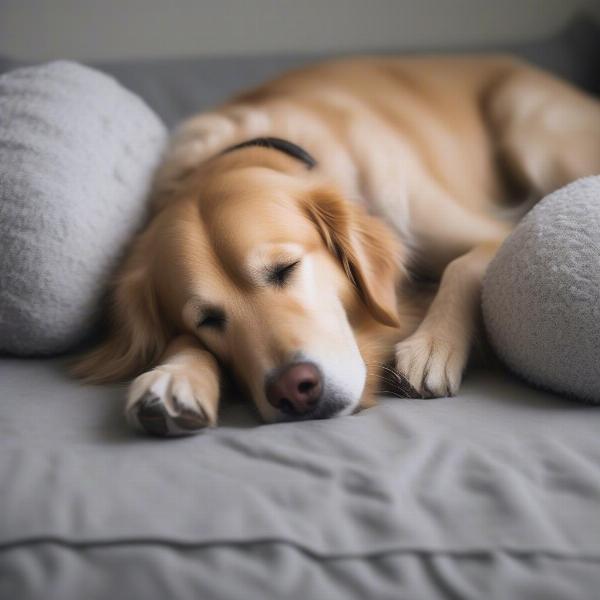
1, 17, 599, 600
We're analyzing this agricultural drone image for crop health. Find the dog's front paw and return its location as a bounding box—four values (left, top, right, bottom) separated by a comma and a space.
394, 332, 468, 398
126, 366, 217, 436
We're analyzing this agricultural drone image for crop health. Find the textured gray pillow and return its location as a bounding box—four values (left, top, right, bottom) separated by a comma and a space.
482, 176, 600, 403
0, 61, 167, 355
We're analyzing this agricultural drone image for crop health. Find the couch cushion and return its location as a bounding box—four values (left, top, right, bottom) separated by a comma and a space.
1, 358, 600, 552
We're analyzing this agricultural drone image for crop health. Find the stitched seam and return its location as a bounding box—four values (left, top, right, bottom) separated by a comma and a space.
1, 536, 599, 563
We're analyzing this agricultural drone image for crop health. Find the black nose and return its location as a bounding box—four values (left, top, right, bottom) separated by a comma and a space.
265, 362, 323, 415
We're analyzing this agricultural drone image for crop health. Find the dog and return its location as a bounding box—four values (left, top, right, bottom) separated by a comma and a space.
73, 55, 600, 435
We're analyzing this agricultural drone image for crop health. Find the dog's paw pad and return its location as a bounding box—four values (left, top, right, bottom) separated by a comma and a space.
395, 373, 423, 399
171, 395, 210, 431
136, 392, 170, 436
127, 369, 215, 437
395, 333, 467, 399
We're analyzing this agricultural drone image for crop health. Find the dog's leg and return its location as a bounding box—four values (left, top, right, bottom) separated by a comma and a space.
487, 65, 600, 195
393, 68, 600, 398
359, 141, 510, 397
395, 241, 501, 397
126, 335, 220, 436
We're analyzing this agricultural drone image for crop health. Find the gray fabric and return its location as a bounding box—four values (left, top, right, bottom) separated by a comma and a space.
2, 545, 599, 600
0, 357, 599, 599
483, 176, 600, 403
0, 61, 166, 355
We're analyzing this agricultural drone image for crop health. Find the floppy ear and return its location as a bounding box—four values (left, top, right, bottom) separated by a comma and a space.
71, 231, 169, 383
304, 187, 404, 327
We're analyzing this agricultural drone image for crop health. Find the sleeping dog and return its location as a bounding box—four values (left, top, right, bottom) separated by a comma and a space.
74, 56, 600, 434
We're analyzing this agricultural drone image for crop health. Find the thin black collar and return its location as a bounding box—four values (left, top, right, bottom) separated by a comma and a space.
221, 137, 317, 170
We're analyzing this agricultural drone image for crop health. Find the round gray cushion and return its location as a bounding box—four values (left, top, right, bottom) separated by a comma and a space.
0, 61, 166, 355
482, 176, 600, 402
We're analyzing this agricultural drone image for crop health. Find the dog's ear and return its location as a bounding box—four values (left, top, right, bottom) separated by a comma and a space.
304, 187, 403, 327
71, 230, 168, 383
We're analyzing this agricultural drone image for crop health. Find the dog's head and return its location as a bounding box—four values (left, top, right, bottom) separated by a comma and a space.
75, 147, 406, 422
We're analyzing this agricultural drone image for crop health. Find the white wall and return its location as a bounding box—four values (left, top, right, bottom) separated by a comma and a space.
0, 0, 598, 61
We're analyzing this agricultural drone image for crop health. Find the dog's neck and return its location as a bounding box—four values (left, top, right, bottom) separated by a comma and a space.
221, 137, 317, 171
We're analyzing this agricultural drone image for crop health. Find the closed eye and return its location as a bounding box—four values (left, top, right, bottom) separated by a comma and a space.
196, 309, 226, 330
266, 260, 301, 287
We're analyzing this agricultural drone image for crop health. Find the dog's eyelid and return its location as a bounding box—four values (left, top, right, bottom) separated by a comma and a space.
265, 259, 301, 287
196, 307, 227, 330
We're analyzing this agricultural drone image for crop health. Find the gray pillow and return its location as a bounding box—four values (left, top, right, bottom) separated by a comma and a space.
0, 61, 167, 355
482, 176, 600, 403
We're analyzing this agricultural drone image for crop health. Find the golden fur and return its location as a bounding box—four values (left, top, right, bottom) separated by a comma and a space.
73, 55, 600, 430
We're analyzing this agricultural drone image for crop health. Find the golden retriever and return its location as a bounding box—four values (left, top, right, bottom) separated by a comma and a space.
73, 55, 600, 435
